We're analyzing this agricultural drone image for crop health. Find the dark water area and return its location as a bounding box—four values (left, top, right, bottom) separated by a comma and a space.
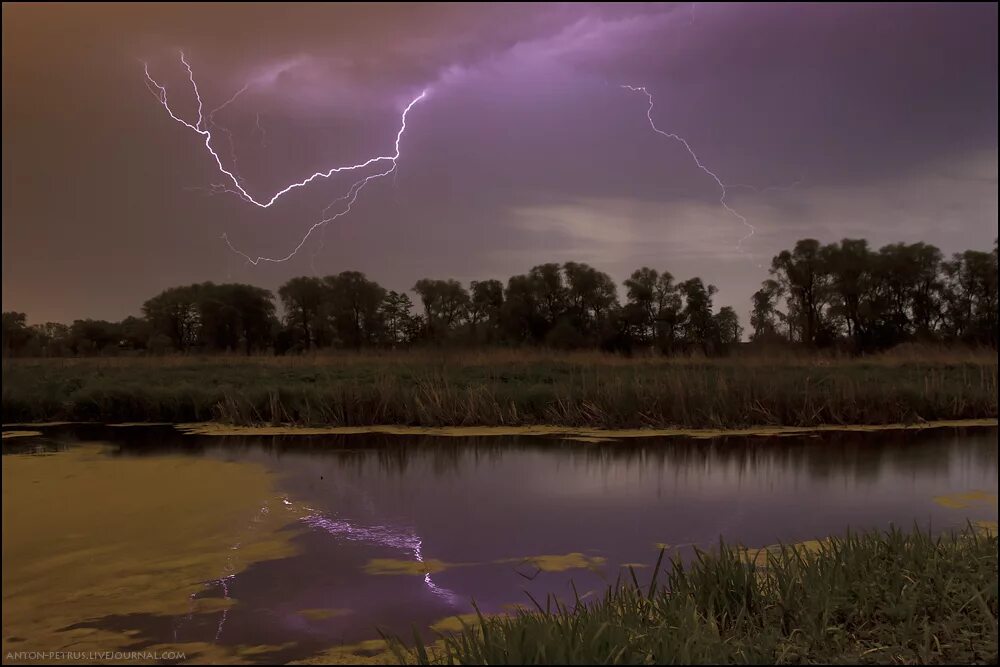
2, 424, 997, 663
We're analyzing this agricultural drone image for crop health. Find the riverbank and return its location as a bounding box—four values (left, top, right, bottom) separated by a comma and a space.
2, 349, 996, 429
389, 525, 998, 665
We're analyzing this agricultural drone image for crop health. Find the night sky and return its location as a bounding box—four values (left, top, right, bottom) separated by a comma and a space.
3, 3, 997, 324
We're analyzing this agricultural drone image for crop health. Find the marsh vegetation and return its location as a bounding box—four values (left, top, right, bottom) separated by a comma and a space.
2, 347, 996, 428
395, 526, 999, 665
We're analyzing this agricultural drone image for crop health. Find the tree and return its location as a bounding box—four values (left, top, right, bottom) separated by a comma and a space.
381, 290, 417, 346
412, 279, 470, 340
225, 284, 277, 354
904, 242, 945, 340
940, 249, 998, 345
68, 319, 121, 354
822, 239, 875, 347
469, 279, 504, 343
770, 239, 829, 345
624, 267, 682, 353
499, 274, 543, 343
30, 322, 71, 356
563, 262, 618, 343
324, 271, 386, 348
2, 312, 31, 356
677, 278, 718, 354
119, 316, 152, 351
142, 285, 202, 352
197, 283, 242, 352
278, 277, 327, 350
714, 306, 743, 346
529, 263, 568, 332
750, 279, 786, 342
624, 267, 659, 343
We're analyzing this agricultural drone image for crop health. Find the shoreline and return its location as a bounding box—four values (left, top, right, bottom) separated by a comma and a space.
3, 418, 996, 439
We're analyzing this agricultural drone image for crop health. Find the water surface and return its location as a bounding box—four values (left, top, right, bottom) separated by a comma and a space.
3, 425, 997, 663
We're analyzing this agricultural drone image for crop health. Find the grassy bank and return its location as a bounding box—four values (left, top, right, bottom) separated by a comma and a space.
2, 348, 996, 428
395, 526, 998, 665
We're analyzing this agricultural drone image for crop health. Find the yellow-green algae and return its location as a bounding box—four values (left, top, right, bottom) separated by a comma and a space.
2, 421, 78, 428
738, 538, 832, 567
174, 418, 998, 440
430, 613, 492, 634
364, 557, 454, 575
1, 430, 42, 440
108, 422, 175, 427
503, 552, 607, 572
298, 608, 353, 621
363, 551, 607, 577
290, 639, 399, 665
931, 489, 997, 509
1, 445, 302, 660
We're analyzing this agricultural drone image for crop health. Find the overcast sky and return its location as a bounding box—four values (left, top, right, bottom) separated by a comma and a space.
3, 2, 997, 324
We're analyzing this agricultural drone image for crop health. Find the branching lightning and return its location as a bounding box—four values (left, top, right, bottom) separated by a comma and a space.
146, 51, 768, 268
223, 165, 397, 265
143, 51, 428, 265
622, 84, 756, 252
143, 51, 428, 210
206, 83, 252, 187
221, 89, 425, 265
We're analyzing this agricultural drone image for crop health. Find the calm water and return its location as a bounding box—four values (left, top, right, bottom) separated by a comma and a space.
2, 425, 997, 663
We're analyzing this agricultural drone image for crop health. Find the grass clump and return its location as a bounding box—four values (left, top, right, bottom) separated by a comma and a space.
2, 349, 996, 428
393, 526, 998, 665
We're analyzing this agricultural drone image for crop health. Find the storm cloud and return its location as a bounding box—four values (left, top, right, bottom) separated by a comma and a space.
3, 2, 996, 324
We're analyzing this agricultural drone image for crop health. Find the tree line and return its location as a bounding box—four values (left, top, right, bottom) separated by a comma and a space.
753, 239, 998, 350
3, 238, 996, 357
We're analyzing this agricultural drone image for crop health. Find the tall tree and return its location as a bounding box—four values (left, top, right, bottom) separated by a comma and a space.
563, 262, 618, 342
770, 239, 828, 345
529, 263, 568, 331
324, 271, 386, 348
677, 278, 718, 354
412, 278, 470, 340
278, 277, 327, 350
822, 239, 875, 346
1, 312, 31, 356
750, 279, 786, 342
714, 306, 743, 346
469, 279, 505, 342
142, 285, 202, 352
381, 290, 417, 346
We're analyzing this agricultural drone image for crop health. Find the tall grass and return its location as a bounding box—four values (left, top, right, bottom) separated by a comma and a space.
393, 526, 998, 665
2, 348, 996, 428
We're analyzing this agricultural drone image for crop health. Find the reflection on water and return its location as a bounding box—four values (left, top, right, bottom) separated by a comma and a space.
2, 424, 997, 664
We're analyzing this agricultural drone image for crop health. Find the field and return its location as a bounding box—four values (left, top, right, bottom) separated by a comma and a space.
390, 525, 999, 665
2, 347, 997, 428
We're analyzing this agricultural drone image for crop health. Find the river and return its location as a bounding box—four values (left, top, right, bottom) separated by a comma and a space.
2, 424, 996, 663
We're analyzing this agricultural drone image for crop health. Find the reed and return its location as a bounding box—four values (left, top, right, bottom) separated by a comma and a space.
392, 525, 998, 665
2, 348, 996, 428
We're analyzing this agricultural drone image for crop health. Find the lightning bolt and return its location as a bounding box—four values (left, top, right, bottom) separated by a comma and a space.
622, 84, 756, 253
143, 51, 428, 210
223, 165, 396, 265
206, 83, 252, 187
222, 87, 425, 265
147, 52, 764, 267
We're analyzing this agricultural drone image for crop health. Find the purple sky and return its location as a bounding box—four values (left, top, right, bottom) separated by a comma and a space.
3, 2, 997, 324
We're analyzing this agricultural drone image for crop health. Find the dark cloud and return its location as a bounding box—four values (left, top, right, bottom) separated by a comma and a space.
3, 3, 996, 325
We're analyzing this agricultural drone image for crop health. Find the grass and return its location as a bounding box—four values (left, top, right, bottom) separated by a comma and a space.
391, 525, 998, 665
2, 347, 996, 428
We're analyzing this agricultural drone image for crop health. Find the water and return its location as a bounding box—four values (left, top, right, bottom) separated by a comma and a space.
2, 425, 997, 663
